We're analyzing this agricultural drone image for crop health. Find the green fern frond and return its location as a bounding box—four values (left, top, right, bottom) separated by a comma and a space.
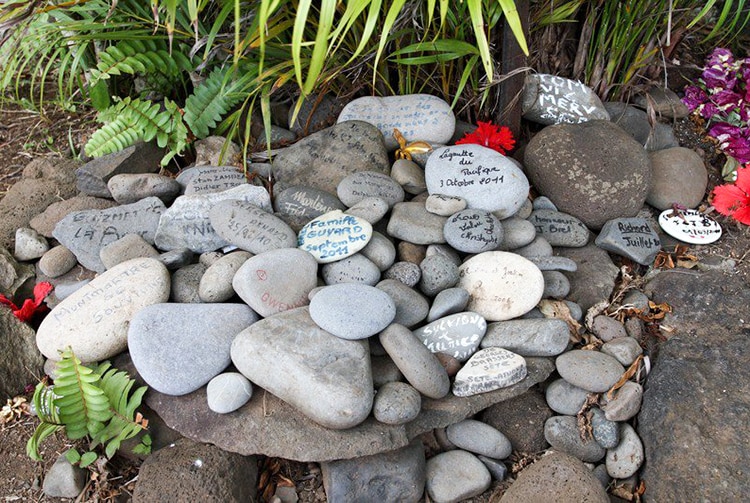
183, 67, 252, 139
89, 39, 193, 84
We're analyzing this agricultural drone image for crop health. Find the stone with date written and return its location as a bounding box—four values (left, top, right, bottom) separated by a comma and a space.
210, 200, 297, 254
232, 248, 318, 318
452, 347, 527, 397
425, 144, 529, 217
297, 210, 373, 264
443, 209, 503, 254
595, 217, 661, 265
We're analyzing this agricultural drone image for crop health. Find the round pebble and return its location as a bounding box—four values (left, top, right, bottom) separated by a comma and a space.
14, 227, 49, 261
309, 284, 396, 340
544, 415, 606, 463
606, 423, 644, 478
498, 217, 536, 250
39, 245, 78, 278
425, 450, 491, 503
446, 419, 512, 459
545, 378, 590, 415
591, 315, 628, 341
419, 254, 459, 297
390, 159, 426, 195
590, 407, 620, 449
425, 194, 467, 216
443, 209, 503, 253
602, 381, 643, 421
556, 350, 625, 393
372, 381, 421, 425
427, 287, 470, 322
383, 261, 422, 287
376, 279, 429, 328
398, 241, 427, 264
321, 253, 381, 285
359, 231, 396, 271
542, 270, 571, 298
344, 196, 390, 224
601, 337, 643, 366
199, 251, 252, 303
338, 171, 405, 209
514, 236, 553, 258
206, 372, 253, 414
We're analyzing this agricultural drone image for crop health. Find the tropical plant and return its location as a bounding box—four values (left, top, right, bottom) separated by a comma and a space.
27, 348, 150, 468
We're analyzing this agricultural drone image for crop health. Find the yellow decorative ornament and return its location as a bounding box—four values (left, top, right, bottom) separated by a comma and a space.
393, 128, 433, 161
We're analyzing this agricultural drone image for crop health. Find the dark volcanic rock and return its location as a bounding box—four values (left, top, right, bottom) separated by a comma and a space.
639, 270, 750, 502
0, 308, 44, 399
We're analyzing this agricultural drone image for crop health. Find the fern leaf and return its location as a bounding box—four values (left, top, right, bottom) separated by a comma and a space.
183, 68, 249, 139
26, 422, 63, 461
92, 40, 192, 85
94, 366, 150, 458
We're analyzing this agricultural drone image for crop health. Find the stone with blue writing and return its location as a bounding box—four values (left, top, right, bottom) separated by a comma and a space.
412, 311, 487, 362
128, 303, 259, 396
452, 347, 527, 397
36, 258, 170, 362
274, 185, 346, 221
425, 193, 467, 216
458, 252, 545, 322
155, 184, 272, 253
658, 208, 722, 245
209, 200, 297, 254
52, 197, 166, 272
425, 144, 529, 218
177, 165, 247, 195
387, 202, 447, 245
309, 284, 396, 340
337, 94, 455, 150
232, 248, 318, 318
337, 171, 405, 209
528, 209, 590, 247
521, 74, 610, 125
443, 209, 503, 254
595, 217, 661, 265
321, 253, 381, 285
297, 210, 373, 264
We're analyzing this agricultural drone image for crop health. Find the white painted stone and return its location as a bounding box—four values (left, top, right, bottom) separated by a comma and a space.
658, 208, 722, 244
457, 251, 544, 321
413, 312, 487, 362
297, 210, 373, 264
452, 347, 527, 397
36, 258, 170, 362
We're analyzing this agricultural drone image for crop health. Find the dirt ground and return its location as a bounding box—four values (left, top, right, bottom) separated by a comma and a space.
1, 89, 749, 502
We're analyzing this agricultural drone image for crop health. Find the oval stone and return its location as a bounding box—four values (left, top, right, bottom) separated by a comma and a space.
446, 419, 513, 459
297, 210, 373, 264
309, 284, 396, 340
337, 171, 405, 209
198, 251, 252, 303
425, 144, 529, 217
412, 311, 487, 362
210, 200, 297, 254
452, 347, 527, 397
556, 350, 625, 393
544, 415, 606, 462
37, 258, 170, 362
232, 248, 318, 317
274, 185, 346, 220
606, 423, 644, 478
425, 450, 491, 503
321, 254, 381, 285
443, 209, 503, 253
206, 372, 253, 414
372, 381, 421, 425
458, 251, 544, 321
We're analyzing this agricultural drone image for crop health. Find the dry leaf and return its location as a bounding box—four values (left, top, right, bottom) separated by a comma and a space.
607, 355, 644, 400
538, 299, 583, 342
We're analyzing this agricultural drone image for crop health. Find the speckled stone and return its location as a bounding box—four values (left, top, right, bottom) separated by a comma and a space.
372, 381, 421, 425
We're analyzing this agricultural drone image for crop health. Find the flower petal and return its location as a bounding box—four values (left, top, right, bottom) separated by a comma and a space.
712, 183, 747, 215
734, 167, 750, 195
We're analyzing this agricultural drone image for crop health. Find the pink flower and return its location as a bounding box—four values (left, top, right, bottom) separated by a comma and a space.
455, 121, 515, 155
0, 282, 53, 323
712, 166, 750, 225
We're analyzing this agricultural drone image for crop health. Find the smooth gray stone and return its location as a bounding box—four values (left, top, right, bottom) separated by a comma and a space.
595, 217, 661, 265
427, 287, 470, 322
233, 248, 318, 317
602, 381, 643, 421
527, 255, 578, 272
542, 270, 569, 298
272, 121, 390, 194
274, 185, 346, 220
52, 197, 165, 272
157, 248, 194, 270
521, 74, 609, 125
413, 312, 486, 362
425, 450, 491, 503
443, 209, 503, 253
337, 94, 455, 150
425, 193, 467, 216
498, 217, 536, 250
322, 253, 381, 285
231, 307, 374, 429
528, 209, 589, 247
565, 300, 584, 321
376, 279, 429, 328
38, 245, 77, 278
545, 378, 590, 415
606, 423, 644, 478
647, 146, 708, 210
425, 243, 462, 266
170, 263, 206, 303
373, 381, 422, 425
107, 173, 181, 204
621, 289, 650, 311
425, 144, 530, 217
207, 372, 253, 414
360, 231, 396, 271
391, 158, 427, 194
14, 227, 49, 261
256, 124, 296, 147
592, 464, 611, 489
337, 171, 405, 208
199, 251, 252, 303
498, 451, 608, 502
309, 284, 396, 340
591, 315, 628, 341
419, 254, 459, 297
605, 102, 652, 145
646, 121, 679, 151
532, 196, 558, 211
446, 419, 512, 459
482, 318, 569, 357
590, 407, 620, 449
129, 303, 258, 395
514, 235, 553, 258
556, 350, 625, 393
556, 242, 619, 311
209, 200, 296, 254
544, 415, 606, 462
371, 355, 404, 387
478, 456, 507, 481
75, 142, 163, 197
480, 388, 553, 453
601, 336, 643, 366
383, 261, 421, 287
387, 202, 447, 245
379, 324, 450, 399
99, 233, 159, 269
321, 441, 426, 503
514, 197, 534, 219
344, 196, 390, 224
178, 165, 247, 195
42, 455, 87, 498
155, 185, 272, 253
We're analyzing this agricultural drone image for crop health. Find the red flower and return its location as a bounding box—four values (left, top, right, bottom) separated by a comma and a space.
0, 282, 53, 323
712, 166, 750, 225
455, 121, 516, 155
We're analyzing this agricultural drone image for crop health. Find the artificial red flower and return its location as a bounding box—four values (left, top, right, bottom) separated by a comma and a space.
455, 121, 516, 155
712, 166, 750, 225
0, 282, 53, 323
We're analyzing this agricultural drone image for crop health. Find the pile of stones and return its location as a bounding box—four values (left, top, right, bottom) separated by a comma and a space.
2, 73, 713, 502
